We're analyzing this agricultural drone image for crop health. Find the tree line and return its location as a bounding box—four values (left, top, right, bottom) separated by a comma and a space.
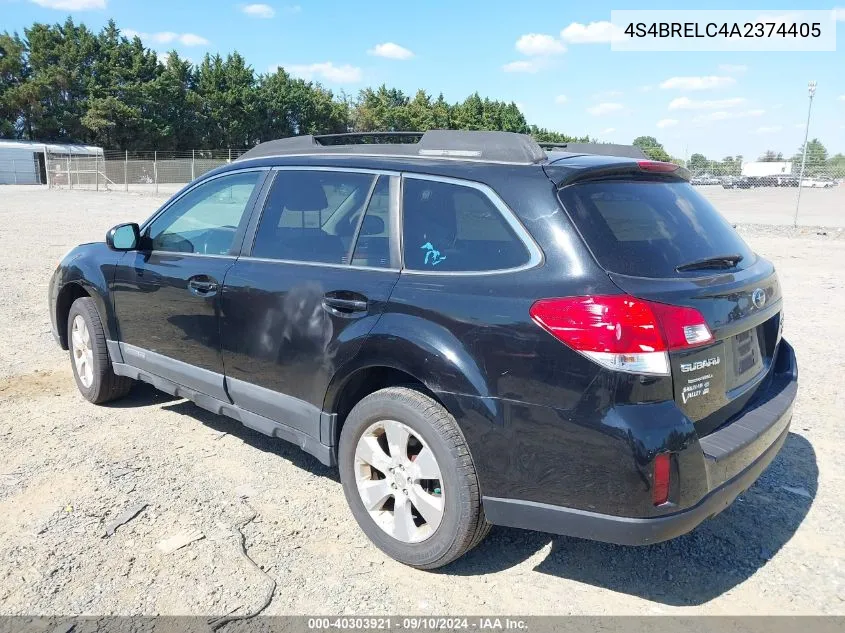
687, 139, 844, 176
0, 18, 590, 151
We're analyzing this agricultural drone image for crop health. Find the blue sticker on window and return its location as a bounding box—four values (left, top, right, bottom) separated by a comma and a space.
421, 241, 446, 267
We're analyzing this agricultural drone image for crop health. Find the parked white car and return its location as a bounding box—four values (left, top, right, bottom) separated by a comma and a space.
801, 177, 836, 188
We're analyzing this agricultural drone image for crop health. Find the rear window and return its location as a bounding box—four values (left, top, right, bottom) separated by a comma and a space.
558, 180, 755, 278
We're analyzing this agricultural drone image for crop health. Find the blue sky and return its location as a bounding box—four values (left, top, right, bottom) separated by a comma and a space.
4, 0, 845, 160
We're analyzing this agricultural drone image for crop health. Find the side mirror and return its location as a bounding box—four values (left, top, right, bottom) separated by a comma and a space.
106, 223, 141, 251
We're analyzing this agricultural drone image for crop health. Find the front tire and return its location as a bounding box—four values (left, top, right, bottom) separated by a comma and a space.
67, 297, 133, 404
338, 386, 490, 569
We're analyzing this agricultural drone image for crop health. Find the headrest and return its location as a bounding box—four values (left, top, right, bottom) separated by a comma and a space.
282, 178, 327, 211
360, 215, 384, 236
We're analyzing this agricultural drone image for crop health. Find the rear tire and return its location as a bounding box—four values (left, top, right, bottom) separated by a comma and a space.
67, 297, 133, 404
339, 386, 490, 569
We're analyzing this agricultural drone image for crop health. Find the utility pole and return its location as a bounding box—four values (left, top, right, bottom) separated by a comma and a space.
794, 80, 817, 227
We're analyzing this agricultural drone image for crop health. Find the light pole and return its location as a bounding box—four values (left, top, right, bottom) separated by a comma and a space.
794, 80, 817, 227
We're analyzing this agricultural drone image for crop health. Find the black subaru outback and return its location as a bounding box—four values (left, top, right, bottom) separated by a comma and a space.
49, 131, 797, 569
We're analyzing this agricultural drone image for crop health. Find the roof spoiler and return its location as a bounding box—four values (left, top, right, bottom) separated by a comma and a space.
539, 142, 648, 159
237, 130, 549, 164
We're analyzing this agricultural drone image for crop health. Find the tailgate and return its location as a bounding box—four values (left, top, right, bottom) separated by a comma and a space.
609, 261, 783, 435
556, 177, 784, 435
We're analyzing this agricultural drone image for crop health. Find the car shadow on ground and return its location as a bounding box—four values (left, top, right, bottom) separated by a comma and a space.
445, 432, 817, 606
108, 381, 339, 481
107, 384, 816, 606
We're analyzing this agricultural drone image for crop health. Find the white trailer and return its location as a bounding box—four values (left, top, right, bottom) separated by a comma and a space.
0, 140, 103, 185
741, 161, 793, 177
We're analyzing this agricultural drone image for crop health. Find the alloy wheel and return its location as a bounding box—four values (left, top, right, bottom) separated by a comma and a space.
71, 314, 94, 388
353, 419, 445, 543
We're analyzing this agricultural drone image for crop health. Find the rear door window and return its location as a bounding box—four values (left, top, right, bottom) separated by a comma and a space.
252, 170, 376, 264
401, 177, 531, 272
558, 180, 755, 278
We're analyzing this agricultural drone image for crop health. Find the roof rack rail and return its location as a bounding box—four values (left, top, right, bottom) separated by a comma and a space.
538, 141, 648, 160
313, 132, 424, 144
237, 130, 548, 164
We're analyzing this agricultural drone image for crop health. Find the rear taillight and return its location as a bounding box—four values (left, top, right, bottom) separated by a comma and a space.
653, 453, 671, 505
529, 295, 713, 376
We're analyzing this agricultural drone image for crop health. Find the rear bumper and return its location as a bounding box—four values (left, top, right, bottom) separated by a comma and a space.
483, 340, 797, 545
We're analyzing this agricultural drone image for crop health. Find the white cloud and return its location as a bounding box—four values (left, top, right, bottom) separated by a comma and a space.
554, 95, 568, 105
29, 0, 105, 9
833, 8, 845, 21
693, 109, 765, 123
124, 30, 209, 46
588, 102, 624, 116
838, 95, 845, 101
287, 62, 362, 83
639, 85, 654, 93
601, 127, 616, 134
660, 76, 736, 91
656, 118, 678, 129
719, 64, 748, 74
242, 4, 275, 18
669, 96, 746, 110
502, 59, 545, 73
756, 125, 783, 134
179, 33, 210, 46
368, 42, 414, 60
515, 33, 565, 56
561, 21, 620, 43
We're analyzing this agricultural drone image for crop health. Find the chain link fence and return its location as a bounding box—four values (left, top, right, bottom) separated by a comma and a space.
39, 146, 845, 226
686, 157, 844, 189
45, 150, 249, 195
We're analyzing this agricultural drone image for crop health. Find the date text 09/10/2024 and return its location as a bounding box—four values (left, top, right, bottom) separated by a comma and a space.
306, 617, 528, 630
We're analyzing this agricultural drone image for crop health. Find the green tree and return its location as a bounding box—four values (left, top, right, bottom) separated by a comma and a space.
196, 52, 259, 148
148, 51, 202, 149
528, 125, 589, 144
452, 92, 484, 130
82, 21, 159, 148
687, 153, 709, 172
759, 150, 784, 162
0, 16, 592, 150
827, 153, 845, 178
431, 93, 451, 129
23, 18, 99, 141
632, 135, 671, 161
792, 138, 828, 176
0, 32, 30, 137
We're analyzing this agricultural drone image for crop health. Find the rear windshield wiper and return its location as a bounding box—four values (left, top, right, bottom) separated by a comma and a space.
675, 254, 743, 272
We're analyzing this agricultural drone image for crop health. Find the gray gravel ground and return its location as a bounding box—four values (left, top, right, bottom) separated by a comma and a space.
0, 186, 843, 615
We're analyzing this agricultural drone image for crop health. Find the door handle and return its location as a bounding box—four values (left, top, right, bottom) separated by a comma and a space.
322, 296, 368, 314
188, 277, 219, 296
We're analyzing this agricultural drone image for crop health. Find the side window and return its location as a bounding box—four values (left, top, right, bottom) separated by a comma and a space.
401, 178, 530, 272
147, 171, 262, 255
351, 177, 392, 268
252, 170, 376, 264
